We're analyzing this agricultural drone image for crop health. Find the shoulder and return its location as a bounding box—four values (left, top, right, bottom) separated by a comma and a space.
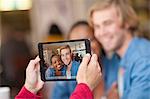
72, 60, 80, 66
133, 38, 150, 57
133, 56, 150, 69
125, 37, 150, 64
46, 67, 55, 72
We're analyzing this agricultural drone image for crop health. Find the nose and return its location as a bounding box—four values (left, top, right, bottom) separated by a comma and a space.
63, 55, 67, 59
97, 24, 108, 36
56, 61, 60, 65
99, 26, 108, 37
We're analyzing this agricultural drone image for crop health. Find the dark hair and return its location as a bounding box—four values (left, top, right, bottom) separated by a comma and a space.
48, 23, 63, 35
50, 54, 60, 65
67, 20, 90, 39
69, 21, 89, 32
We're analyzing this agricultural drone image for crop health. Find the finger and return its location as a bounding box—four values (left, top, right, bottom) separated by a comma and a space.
27, 56, 40, 70
27, 60, 35, 71
33, 56, 40, 69
96, 62, 102, 75
35, 56, 40, 63
38, 70, 43, 81
35, 56, 40, 68
91, 54, 98, 61
89, 54, 101, 76
80, 53, 91, 67
36, 62, 40, 71
88, 54, 98, 69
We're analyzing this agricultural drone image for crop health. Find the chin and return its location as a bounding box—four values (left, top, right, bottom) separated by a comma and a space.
104, 47, 113, 53
64, 62, 68, 65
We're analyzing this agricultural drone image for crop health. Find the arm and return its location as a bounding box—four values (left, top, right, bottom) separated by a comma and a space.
15, 56, 44, 99
70, 54, 102, 99
15, 86, 41, 99
70, 83, 93, 99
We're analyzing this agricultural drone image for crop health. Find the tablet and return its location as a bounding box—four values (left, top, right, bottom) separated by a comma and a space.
38, 39, 91, 81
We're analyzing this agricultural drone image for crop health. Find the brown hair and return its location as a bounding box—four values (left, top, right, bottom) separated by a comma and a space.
88, 0, 139, 35
59, 45, 71, 54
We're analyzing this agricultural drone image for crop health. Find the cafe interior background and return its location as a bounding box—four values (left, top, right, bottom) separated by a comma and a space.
0, 0, 149, 98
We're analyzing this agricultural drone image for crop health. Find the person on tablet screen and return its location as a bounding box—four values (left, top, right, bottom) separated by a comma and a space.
60, 45, 80, 79
45, 54, 66, 79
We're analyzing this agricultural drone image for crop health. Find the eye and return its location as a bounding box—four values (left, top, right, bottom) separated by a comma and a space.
104, 20, 113, 26
66, 52, 70, 55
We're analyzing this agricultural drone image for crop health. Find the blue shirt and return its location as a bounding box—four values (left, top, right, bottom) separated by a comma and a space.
119, 37, 150, 99
45, 66, 66, 79
51, 81, 77, 99
50, 60, 80, 99
102, 53, 120, 92
70, 60, 80, 76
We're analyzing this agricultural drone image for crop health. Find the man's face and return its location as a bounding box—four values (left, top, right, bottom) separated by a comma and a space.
92, 6, 126, 52
60, 48, 72, 65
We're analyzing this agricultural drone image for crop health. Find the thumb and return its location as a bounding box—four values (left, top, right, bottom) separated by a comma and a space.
34, 56, 40, 64
76, 53, 91, 84
27, 56, 40, 71
88, 54, 98, 68
80, 53, 91, 68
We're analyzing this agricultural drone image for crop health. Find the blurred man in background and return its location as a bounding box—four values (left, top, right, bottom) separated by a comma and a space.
89, 0, 150, 98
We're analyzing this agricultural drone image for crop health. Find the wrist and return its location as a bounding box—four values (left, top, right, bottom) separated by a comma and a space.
24, 83, 38, 94
85, 83, 94, 91
78, 82, 93, 91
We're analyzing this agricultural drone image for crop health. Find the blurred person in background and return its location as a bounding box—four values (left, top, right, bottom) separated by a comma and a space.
89, 0, 150, 98
68, 22, 120, 98
68, 21, 101, 56
0, 27, 32, 97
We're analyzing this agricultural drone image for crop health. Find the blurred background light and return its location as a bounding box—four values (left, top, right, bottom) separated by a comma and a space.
15, 0, 32, 10
0, 0, 32, 11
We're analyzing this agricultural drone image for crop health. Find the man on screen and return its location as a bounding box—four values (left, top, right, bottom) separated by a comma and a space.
60, 45, 80, 79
